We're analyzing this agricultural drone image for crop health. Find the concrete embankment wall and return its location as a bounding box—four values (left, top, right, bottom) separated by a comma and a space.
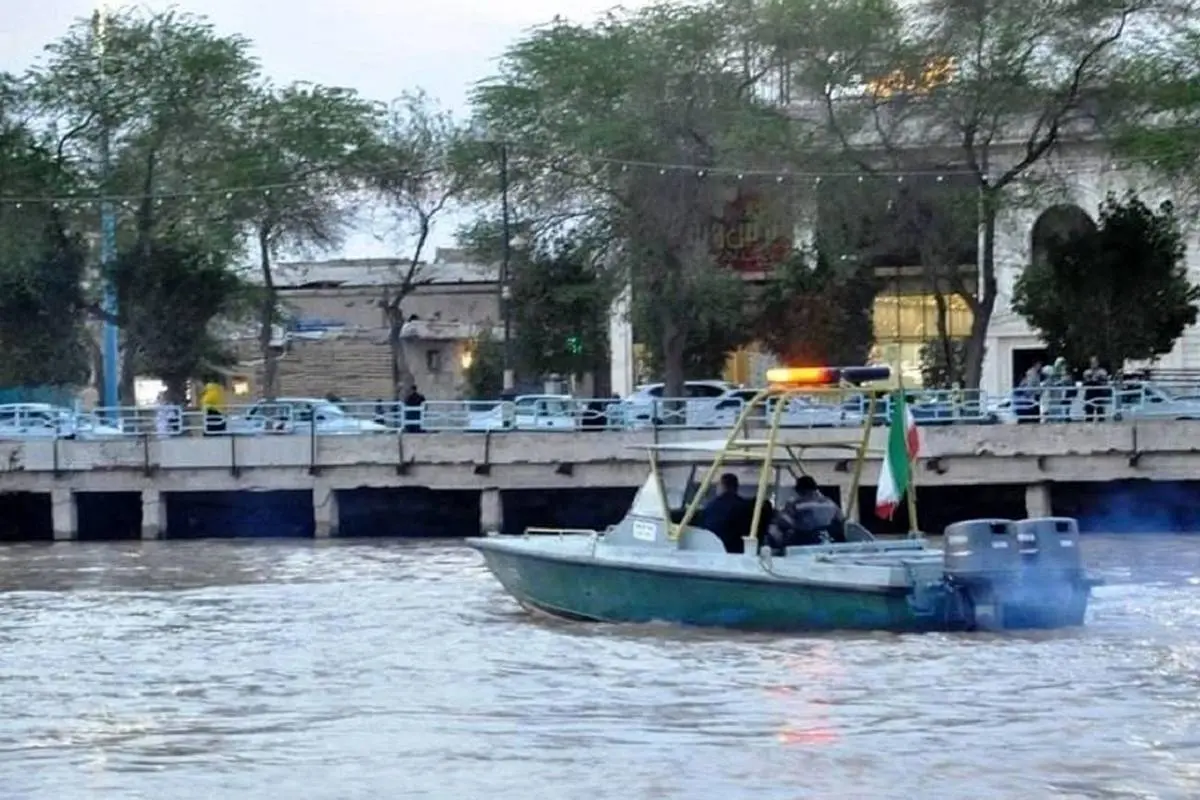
0, 420, 1198, 540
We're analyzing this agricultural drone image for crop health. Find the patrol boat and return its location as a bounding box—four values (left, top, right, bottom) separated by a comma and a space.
467, 367, 1100, 632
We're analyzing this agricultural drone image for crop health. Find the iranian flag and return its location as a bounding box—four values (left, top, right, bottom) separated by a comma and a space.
875, 392, 921, 520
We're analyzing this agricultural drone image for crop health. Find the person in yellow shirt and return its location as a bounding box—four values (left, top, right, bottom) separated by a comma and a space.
200, 382, 226, 434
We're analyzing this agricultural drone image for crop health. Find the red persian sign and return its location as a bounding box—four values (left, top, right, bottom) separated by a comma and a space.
711, 193, 792, 274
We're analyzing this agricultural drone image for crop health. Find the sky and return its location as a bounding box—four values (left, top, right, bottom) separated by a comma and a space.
0, 0, 640, 258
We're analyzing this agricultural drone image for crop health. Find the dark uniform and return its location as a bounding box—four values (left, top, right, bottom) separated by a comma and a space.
769, 478, 846, 552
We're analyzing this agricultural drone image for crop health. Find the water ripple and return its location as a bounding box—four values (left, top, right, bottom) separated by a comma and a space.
0, 536, 1197, 799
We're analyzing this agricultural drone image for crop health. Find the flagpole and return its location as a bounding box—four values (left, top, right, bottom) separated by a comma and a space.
905, 420, 919, 536
894, 273, 919, 537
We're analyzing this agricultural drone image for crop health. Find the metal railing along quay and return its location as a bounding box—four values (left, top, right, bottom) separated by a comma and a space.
0, 384, 1196, 441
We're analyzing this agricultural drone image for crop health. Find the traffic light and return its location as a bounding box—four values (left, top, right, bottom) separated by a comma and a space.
566, 335, 583, 355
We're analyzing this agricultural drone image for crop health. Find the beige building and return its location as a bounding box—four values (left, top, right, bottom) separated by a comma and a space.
231, 249, 503, 400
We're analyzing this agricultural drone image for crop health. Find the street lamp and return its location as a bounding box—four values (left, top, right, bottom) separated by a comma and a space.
469, 125, 526, 393
497, 142, 515, 391
94, 2, 120, 412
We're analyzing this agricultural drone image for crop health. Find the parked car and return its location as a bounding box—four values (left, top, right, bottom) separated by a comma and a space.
466, 394, 580, 431
238, 398, 388, 435
610, 380, 736, 429
0, 404, 124, 440
711, 388, 861, 428
1112, 382, 1200, 421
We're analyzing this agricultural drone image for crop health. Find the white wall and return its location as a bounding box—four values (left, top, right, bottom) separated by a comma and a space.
981, 148, 1200, 394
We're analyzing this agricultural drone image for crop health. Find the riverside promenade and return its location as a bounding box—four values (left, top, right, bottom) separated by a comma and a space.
0, 419, 1196, 539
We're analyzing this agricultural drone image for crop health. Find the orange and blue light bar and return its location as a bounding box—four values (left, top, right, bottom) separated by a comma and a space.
765, 365, 892, 386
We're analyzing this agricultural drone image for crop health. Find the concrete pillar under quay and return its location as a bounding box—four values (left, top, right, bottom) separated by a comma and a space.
141, 489, 165, 540
480, 489, 503, 534
313, 482, 339, 539
51, 487, 77, 542
1025, 483, 1053, 519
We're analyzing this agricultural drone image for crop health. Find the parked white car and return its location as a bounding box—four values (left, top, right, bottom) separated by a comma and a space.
611, 380, 736, 429
711, 389, 861, 428
466, 394, 579, 431
1114, 382, 1200, 420
0, 403, 124, 440
238, 398, 388, 435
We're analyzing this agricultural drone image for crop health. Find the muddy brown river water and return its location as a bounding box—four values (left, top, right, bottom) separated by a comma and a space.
0, 535, 1197, 799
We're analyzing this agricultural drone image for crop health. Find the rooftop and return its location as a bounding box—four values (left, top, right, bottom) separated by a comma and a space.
254, 248, 499, 289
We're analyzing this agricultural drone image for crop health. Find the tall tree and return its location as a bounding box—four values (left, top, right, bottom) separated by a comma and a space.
368, 91, 469, 399
30, 8, 262, 400
112, 238, 252, 402
819, 172, 978, 383
753, 249, 876, 366
0, 73, 90, 388
1012, 192, 1200, 371
222, 82, 382, 397
772, 0, 1166, 387
506, 240, 614, 380
1113, 23, 1200, 207
470, 3, 808, 396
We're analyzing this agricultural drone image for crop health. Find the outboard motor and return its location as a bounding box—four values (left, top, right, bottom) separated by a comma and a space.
942, 519, 1019, 629
1016, 517, 1082, 574
1011, 517, 1089, 627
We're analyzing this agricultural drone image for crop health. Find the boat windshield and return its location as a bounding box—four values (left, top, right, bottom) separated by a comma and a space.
630, 473, 668, 518
629, 468, 696, 518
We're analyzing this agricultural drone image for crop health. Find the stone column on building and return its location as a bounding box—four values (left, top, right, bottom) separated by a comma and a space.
480, 489, 503, 534
1025, 482, 1052, 519
313, 481, 339, 539
51, 487, 77, 542
608, 281, 634, 397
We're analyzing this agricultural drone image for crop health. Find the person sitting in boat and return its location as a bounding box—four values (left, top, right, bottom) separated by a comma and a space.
768, 475, 846, 552
698, 473, 754, 554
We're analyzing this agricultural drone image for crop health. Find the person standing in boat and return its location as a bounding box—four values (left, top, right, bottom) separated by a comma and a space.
698, 473, 754, 554
769, 475, 845, 552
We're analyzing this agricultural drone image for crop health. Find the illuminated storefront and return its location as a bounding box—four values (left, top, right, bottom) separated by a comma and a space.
872, 293, 973, 386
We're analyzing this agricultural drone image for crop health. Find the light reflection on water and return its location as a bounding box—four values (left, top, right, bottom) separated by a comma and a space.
0, 535, 1197, 799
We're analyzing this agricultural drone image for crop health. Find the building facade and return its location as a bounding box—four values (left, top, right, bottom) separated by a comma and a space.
232, 250, 502, 401
611, 141, 1200, 396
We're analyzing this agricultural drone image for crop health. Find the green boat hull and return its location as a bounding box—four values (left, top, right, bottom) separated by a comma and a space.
475, 544, 963, 633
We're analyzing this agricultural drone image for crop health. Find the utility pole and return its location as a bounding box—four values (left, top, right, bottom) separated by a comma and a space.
499, 141, 514, 391
95, 5, 120, 412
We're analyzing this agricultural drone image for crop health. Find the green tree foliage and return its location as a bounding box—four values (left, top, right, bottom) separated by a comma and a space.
0, 226, 91, 388
754, 250, 876, 366
30, 9, 263, 401
1113, 25, 1200, 204
368, 92, 470, 398
463, 330, 505, 401
509, 241, 613, 379
222, 83, 382, 397
634, 264, 751, 380
32, 9, 260, 251
0, 74, 90, 387
113, 239, 251, 402
919, 339, 968, 389
777, 0, 1165, 386
470, 3, 803, 395
1012, 193, 1200, 372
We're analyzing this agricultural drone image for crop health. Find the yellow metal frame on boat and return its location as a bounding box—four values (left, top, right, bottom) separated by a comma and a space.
659, 385, 909, 541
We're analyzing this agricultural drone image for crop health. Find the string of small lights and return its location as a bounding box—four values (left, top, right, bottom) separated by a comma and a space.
0, 146, 1193, 207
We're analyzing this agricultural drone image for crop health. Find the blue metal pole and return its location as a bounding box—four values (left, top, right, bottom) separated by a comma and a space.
99, 121, 119, 411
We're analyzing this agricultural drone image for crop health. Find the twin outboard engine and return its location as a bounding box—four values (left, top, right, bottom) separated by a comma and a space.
943, 517, 1091, 630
